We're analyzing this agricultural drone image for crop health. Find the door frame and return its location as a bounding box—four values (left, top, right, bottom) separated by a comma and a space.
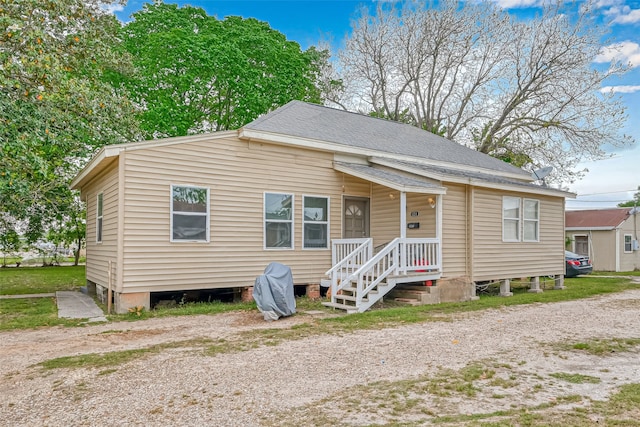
342, 196, 370, 238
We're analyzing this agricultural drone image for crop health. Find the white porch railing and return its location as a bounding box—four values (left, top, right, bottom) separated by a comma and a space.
324, 238, 441, 313
325, 238, 373, 291
401, 238, 440, 273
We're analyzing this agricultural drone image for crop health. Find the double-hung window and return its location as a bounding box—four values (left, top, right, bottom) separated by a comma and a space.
303, 196, 329, 249
503, 196, 540, 242
523, 199, 540, 242
96, 193, 103, 243
624, 234, 633, 253
502, 196, 520, 242
264, 193, 293, 249
171, 185, 209, 242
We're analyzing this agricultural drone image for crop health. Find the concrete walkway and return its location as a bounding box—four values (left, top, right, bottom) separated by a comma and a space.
55, 291, 107, 323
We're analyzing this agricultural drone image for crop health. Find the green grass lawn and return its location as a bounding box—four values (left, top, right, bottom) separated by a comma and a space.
0, 265, 86, 295
1, 265, 639, 332
0, 266, 87, 330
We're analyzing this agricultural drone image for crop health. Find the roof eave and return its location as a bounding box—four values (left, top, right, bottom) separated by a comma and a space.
70, 146, 122, 190
565, 226, 616, 231
370, 157, 532, 183
334, 163, 446, 195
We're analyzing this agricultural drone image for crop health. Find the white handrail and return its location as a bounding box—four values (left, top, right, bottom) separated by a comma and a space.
328, 237, 441, 311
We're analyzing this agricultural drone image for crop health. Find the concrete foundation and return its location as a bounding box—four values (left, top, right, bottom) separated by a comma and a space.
388, 276, 475, 306
306, 284, 321, 299
241, 286, 254, 303
438, 276, 475, 303
500, 279, 513, 297
114, 291, 151, 314
554, 275, 565, 290
528, 276, 543, 293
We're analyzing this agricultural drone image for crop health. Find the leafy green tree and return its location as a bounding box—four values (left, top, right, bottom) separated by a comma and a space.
0, 214, 21, 267
618, 187, 640, 208
114, 1, 323, 138
1, 0, 140, 243
46, 192, 86, 266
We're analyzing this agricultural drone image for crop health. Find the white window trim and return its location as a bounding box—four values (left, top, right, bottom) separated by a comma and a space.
170, 185, 210, 243
624, 234, 633, 253
96, 193, 103, 244
523, 198, 540, 242
302, 195, 330, 250
264, 192, 294, 250
502, 196, 521, 242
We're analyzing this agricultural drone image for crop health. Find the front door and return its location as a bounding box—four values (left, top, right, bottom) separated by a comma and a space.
343, 197, 370, 238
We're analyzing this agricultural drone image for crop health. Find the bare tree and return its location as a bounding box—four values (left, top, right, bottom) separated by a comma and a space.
335, 0, 632, 183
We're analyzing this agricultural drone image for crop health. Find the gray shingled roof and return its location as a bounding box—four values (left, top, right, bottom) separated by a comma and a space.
374, 158, 547, 191
334, 162, 445, 192
244, 101, 529, 177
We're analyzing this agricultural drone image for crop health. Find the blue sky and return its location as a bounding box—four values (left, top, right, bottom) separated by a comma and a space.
111, 0, 640, 209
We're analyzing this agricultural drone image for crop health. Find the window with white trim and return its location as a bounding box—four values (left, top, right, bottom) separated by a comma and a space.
303, 196, 329, 249
171, 185, 209, 242
503, 196, 540, 242
96, 193, 103, 243
624, 234, 633, 253
502, 196, 520, 241
264, 193, 293, 249
523, 199, 539, 242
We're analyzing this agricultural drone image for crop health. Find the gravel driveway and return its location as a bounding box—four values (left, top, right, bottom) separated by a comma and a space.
2, 288, 640, 426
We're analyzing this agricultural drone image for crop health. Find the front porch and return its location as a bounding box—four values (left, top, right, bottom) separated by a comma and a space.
322, 237, 443, 313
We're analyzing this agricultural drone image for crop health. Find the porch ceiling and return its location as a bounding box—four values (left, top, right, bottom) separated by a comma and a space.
334, 162, 446, 194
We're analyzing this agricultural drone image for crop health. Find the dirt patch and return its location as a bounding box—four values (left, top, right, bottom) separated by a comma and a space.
1, 291, 640, 426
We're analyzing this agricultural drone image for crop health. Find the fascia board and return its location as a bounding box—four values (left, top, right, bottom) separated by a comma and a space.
370, 158, 572, 198
565, 226, 615, 231
467, 179, 576, 198
370, 157, 533, 182
70, 146, 121, 190
333, 164, 447, 195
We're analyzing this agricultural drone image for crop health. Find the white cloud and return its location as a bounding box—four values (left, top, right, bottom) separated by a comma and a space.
488, 0, 545, 9
595, 0, 622, 8
100, 3, 124, 14
600, 85, 640, 93
612, 7, 640, 23
594, 41, 640, 68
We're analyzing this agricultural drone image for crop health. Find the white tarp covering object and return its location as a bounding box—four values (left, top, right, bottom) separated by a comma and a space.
253, 262, 296, 321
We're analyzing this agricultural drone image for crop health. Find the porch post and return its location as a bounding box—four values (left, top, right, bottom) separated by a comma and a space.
400, 191, 407, 239
436, 194, 443, 270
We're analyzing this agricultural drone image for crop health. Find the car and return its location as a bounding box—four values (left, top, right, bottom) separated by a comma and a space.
565, 250, 592, 278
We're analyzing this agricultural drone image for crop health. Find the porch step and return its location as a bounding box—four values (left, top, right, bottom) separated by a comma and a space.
393, 297, 422, 306
387, 284, 440, 305
334, 294, 366, 303
322, 301, 360, 314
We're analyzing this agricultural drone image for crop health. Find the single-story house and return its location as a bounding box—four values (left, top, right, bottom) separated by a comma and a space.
71, 101, 572, 314
565, 208, 640, 272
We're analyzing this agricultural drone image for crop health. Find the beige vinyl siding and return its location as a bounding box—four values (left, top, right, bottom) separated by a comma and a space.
120, 136, 347, 293
341, 175, 371, 198
406, 193, 436, 238
441, 184, 468, 277
619, 216, 640, 271
566, 230, 615, 271
370, 186, 401, 246
472, 188, 565, 281
84, 161, 119, 290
